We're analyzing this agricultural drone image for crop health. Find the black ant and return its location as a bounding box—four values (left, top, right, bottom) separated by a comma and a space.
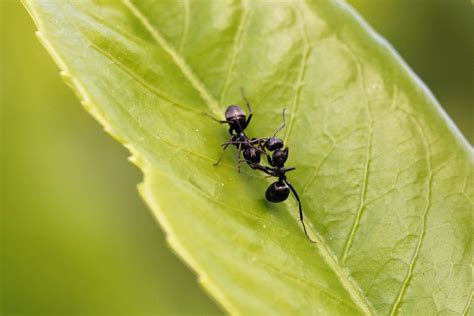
250, 149, 315, 242
250, 110, 316, 243
212, 88, 266, 172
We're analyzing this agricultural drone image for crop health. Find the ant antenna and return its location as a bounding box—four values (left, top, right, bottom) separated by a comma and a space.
272, 108, 286, 137
240, 87, 251, 113
240, 87, 254, 129
240, 86, 247, 100
204, 112, 227, 124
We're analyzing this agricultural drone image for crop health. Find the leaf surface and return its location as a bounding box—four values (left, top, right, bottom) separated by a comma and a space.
23, 0, 473, 314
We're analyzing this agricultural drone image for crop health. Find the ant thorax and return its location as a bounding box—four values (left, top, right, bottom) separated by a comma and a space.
233, 132, 247, 141
273, 167, 287, 179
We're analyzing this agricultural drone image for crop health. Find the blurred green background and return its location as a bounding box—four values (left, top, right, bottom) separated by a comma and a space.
1, 0, 471, 315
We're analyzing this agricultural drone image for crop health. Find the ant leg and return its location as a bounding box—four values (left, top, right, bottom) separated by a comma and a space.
221, 141, 240, 146
248, 137, 268, 145
256, 147, 267, 155
257, 138, 269, 155
214, 137, 234, 166
221, 140, 265, 155
249, 163, 273, 175
240, 87, 253, 128
220, 140, 248, 146
214, 143, 230, 166
272, 108, 287, 137
236, 142, 243, 173
285, 180, 316, 243
248, 138, 268, 155
267, 155, 274, 167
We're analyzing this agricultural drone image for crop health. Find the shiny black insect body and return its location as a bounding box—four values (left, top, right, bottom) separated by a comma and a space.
251, 147, 315, 243
213, 90, 314, 242
250, 109, 315, 242
213, 88, 266, 172
262, 109, 286, 153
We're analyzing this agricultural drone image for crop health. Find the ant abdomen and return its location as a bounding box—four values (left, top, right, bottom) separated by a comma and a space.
265, 181, 290, 202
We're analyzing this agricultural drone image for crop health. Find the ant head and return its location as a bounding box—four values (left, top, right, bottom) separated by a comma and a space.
272, 147, 288, 167
225, 105, 247, 132
265, 137, 284, 151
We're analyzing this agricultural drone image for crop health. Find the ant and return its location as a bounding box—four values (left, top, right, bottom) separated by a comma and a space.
212, 90, 314, 242
250, 110, 316, 243
212, 88, 266, 172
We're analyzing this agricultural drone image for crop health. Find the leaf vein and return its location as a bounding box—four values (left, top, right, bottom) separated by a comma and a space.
284, 4, 312, 145
462, 294, 472, 316
219, 0, 249, 105
301, 144, 336, 197
263, 263, 363, 312
340, 43, 374, 265
70, 8, 204, 116
389, 108, 434, 316
178, 0, 189, 53
123, 0, 220, 114
87, 37, 202, 115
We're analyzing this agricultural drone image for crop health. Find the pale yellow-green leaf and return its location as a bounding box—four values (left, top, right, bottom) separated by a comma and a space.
23, 0, 473, 314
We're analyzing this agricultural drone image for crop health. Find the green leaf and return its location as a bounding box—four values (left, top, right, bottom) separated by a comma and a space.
23, 0, 472, 314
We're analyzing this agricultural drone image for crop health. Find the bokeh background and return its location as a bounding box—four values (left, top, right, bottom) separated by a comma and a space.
1, 0, 472, 314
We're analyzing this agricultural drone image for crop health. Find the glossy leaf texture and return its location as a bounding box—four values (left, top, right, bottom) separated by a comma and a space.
23, 0, 472, 315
